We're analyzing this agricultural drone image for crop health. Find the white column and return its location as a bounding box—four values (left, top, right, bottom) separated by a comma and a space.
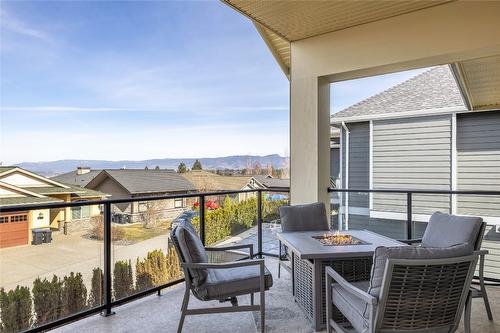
290, 75, 330, 212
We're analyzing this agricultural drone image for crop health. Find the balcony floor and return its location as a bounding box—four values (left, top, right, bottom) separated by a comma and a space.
52, 257, 500, 333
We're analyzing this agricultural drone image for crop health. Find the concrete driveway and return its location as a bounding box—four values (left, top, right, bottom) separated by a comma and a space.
0, 230, 171, 291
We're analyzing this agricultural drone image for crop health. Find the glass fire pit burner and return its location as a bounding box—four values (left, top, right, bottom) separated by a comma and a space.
312, 231, 370, 246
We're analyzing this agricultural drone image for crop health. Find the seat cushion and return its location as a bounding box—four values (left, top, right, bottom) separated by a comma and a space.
421, 212, 483, 249
278, 202, 329, 232
331, 281, 370, 333
195, 264, 273, 301
368, 244, 473, 298
174, 225, 208, 287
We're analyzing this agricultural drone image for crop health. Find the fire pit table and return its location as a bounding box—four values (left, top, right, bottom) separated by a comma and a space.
277, 229, 405, 331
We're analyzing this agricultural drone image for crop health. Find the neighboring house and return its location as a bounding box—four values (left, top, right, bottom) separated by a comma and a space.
181, 170, 290, 202
0, 166, 108, 248
81, 169, 197, 222
330, 65, 500, 278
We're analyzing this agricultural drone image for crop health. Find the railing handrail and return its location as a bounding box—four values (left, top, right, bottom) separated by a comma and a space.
0, 187, 289, 213
328, 187, 500, 195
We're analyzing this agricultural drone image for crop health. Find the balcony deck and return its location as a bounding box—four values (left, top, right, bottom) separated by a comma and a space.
52, 256, 500, 333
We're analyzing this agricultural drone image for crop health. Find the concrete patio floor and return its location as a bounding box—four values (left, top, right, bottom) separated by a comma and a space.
51, 256, 500, 333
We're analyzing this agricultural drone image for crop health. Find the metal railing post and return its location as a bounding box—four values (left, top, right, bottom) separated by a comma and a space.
257, 190, 263, 258
199, 195, 206, 245
103, 202, 115, 317
406, 192, 413, 240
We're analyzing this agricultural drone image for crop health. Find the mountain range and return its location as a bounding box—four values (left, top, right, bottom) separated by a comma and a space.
15, 154, 288, 177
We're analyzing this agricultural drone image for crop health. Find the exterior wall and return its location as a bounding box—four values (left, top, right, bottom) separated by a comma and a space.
1, 172, 50, 187
330, 147, 340, 181
457, 111, 500, 218
91, 177, 132, 213
372, 115, 452, 215
341, 122, 370, 209
30, 209, 50, 229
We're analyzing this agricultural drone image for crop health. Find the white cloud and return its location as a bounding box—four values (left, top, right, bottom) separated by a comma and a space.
0, 10, 52, 42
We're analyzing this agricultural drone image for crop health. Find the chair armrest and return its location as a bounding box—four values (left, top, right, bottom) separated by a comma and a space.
397, 238, 422, 245
182, 259, 264, 270
205, 244, 254, 258
477, 249, 489, 256
325, 266, 376, 305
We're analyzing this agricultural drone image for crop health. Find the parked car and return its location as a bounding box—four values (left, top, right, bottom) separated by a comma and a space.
172, 210, 198, 229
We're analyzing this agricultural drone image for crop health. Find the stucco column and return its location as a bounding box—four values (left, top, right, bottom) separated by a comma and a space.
290, 75, 330, 210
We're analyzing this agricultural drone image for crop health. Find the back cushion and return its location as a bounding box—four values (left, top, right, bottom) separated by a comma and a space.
278, 202, 329, 232
422, 212, 483, 249
174, 225, 208, 286
368, 244, 473, 298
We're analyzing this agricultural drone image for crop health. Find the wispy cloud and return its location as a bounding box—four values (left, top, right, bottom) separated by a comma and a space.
0, 9, 52, 42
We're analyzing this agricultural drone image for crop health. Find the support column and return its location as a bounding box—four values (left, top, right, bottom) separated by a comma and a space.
290, 75, 330, 211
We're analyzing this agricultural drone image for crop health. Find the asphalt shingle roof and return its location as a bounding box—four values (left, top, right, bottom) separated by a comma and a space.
0, 197, 62, 207
51, 170, 102, 187
253, 175, 290, 189
97, 170, 196, 194
181, 170, 251, 191
331, 66, 465, 121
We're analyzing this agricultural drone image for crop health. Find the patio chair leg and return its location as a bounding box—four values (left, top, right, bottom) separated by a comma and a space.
464, 290, 472, 333
278, 241, 282, 278
177, 287, 190, 333
251, 293, 254, 306
260, 290, 265, 333
479, 254, 493, 320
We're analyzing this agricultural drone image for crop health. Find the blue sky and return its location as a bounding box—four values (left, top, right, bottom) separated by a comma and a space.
0, 1, 426, 165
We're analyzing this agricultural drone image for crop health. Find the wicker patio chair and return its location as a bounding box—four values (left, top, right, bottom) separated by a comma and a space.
326, 244, 479, 333
171, 222, 273, 333
401, 212, 492, 322
277, 202, 329, 282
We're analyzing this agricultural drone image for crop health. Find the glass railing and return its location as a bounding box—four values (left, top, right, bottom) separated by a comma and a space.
0, 188, 288, 332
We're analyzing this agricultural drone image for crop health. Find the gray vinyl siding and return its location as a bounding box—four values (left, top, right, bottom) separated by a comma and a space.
372, 115, 452, 214
330, 148, 340, 181
341, 122, 369, 209
457, 111, 500, 217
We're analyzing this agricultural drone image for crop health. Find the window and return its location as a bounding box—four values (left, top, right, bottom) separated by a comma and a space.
71, 206, 91, 220
10, 215, 28, 222
174, 199, 183, 208
0, 216, 8, 223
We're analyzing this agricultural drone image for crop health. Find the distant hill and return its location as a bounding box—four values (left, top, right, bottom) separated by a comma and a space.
15, 154, 288, 177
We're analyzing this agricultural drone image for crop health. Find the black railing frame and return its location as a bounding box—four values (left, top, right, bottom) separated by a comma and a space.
5, 187, 288, 333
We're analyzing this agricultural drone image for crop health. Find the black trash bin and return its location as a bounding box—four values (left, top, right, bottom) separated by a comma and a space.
31, 228, 52, 245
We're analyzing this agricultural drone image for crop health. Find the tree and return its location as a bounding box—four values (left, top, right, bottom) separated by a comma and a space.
140, 201, 162, 229
177, 162, 187, 173
113, 260, 134, 300
88, 268, 104, 308
144, 166, 149, 170
32, 275, 62, 325
192, 159, 202, 170
155, 166, 160, 170
0, 286, 32, 333
61, 272, 87, 316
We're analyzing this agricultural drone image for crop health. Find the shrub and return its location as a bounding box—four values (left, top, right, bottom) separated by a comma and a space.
88, 268, 104, 307
136, 248, 182, 291
113, 260, 134, 300
32, 275, 62, 325
0, 286, 32, 333
61, 272, 87, 316
88, 215, 124, 241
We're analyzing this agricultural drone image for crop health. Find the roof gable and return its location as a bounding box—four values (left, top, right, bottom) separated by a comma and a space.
0, 167, 70, 188
331, 65, 466, 122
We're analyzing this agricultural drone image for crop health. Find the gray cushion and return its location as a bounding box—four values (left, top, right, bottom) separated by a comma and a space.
195, 264, 273, 301
331, 281, 370, 333
174, 225, 208, 287
421, 212, 483, 249
279, 202, 329, 232
368, 244, 473, 299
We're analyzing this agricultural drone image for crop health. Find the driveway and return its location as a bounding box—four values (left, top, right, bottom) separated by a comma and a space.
0, 230, 171, 291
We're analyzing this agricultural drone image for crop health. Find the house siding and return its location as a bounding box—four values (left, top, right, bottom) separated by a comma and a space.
372, 115, 452, 215
457, 111, 500, 217
341, 122, 369, 209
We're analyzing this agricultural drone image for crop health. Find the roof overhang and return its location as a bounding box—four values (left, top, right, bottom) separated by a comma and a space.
223, 1, 500, 111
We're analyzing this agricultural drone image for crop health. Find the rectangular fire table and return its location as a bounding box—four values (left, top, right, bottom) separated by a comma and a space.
277, 230, 405, 331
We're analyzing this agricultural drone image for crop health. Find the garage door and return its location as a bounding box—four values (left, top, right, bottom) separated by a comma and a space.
0, 212, 29, 248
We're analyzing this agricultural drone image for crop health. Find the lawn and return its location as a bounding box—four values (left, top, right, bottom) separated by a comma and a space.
119, 221, 172, 243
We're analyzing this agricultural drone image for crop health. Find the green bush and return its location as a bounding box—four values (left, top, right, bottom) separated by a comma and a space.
88, 268, 104, 307
113, 260, 134, 300
61, 272, 87, 316
136, 248, 182, 291
0, 286, 32, 333
32, 275, 62, 325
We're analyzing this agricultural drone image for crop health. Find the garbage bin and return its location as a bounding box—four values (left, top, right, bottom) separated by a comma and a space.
32, 229, 52, 245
